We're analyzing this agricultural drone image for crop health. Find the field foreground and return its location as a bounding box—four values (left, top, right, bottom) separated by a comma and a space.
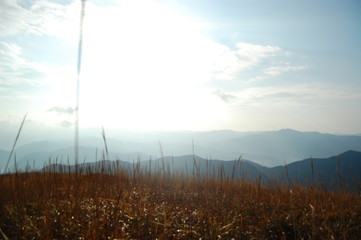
1, 170, 361, 239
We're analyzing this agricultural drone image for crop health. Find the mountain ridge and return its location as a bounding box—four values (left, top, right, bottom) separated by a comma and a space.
39, 150, 361, 191
1, 129, 361, 171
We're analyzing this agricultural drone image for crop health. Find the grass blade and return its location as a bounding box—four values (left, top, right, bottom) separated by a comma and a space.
3, 113, 27, 174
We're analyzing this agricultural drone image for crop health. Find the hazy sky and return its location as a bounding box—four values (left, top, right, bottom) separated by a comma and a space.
1, 0, 361, 136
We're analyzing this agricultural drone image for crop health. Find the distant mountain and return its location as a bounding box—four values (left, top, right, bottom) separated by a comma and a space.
265, 150, 361, 189
138, 155, 262, 180
13, 140, 74, 159
140, 151, 361, 189
41, 155, 264, 180
43, 160, 132, 174
2, 129, 361, 171
209, 129, 361, 166
39, 150, 361, 191
13, 146, 152, 172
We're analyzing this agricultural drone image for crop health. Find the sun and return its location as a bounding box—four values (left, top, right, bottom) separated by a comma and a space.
74, 0, 227, 131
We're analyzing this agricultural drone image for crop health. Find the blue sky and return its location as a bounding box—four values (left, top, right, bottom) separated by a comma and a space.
0, 0, 360, 137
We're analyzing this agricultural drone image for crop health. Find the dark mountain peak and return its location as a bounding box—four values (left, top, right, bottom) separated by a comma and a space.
276, 129, 324, 136
278, 128, 300, 133
338, 150, 361, 158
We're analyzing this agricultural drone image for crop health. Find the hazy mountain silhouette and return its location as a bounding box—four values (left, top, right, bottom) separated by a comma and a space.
265, 150, 361, 189
209, 129, 361, 166
13, 146, 152, 171
39, 150, 361, 191
2, 129, 361, 171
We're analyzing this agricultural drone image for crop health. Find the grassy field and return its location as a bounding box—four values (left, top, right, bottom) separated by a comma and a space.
1, 163, 361, 240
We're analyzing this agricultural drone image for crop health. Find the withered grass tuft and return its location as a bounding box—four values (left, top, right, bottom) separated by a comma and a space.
1, 162, 361, 239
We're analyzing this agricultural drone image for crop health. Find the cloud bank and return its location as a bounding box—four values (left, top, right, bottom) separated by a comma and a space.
48, 106, 74, 115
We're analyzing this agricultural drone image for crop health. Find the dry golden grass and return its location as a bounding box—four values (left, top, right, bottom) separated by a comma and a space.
1, 167, 361, 239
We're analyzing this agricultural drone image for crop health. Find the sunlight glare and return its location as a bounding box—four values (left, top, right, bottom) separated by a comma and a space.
77, 0, 224, 130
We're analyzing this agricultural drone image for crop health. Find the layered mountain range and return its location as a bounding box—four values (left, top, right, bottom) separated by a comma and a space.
1, 129, 360, 189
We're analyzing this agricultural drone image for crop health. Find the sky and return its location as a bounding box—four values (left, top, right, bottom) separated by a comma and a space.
1, 0, 361, 142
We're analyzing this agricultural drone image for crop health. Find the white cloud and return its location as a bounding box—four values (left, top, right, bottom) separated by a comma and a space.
58, 120, 73, 128
264, 65, 307, 76
244, 63, 307, 82
0, 41, 45, 86
235, 42, 281, 65
48, 106, 74, 115
0, 0, 80, 89
217, 83, 361, 107
221, 83, 361, 133
213, 90, 237, 103
0, 42, 23, 64
0, 40, 75, 105
28, 0, 79, 41
209, 42, 291, 81
0, 0, 29, 37
0, 0, 78, 41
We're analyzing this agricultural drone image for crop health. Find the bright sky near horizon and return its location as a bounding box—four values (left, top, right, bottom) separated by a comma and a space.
1, 0, 361, 135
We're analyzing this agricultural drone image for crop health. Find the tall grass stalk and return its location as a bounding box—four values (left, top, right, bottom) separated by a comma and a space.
2, 113, 27, 174
74, 0, 86, 170
159, 141, 165, 176
337, 155, 343, 190
310, 156, 314, 189
284, 161, 291, 189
